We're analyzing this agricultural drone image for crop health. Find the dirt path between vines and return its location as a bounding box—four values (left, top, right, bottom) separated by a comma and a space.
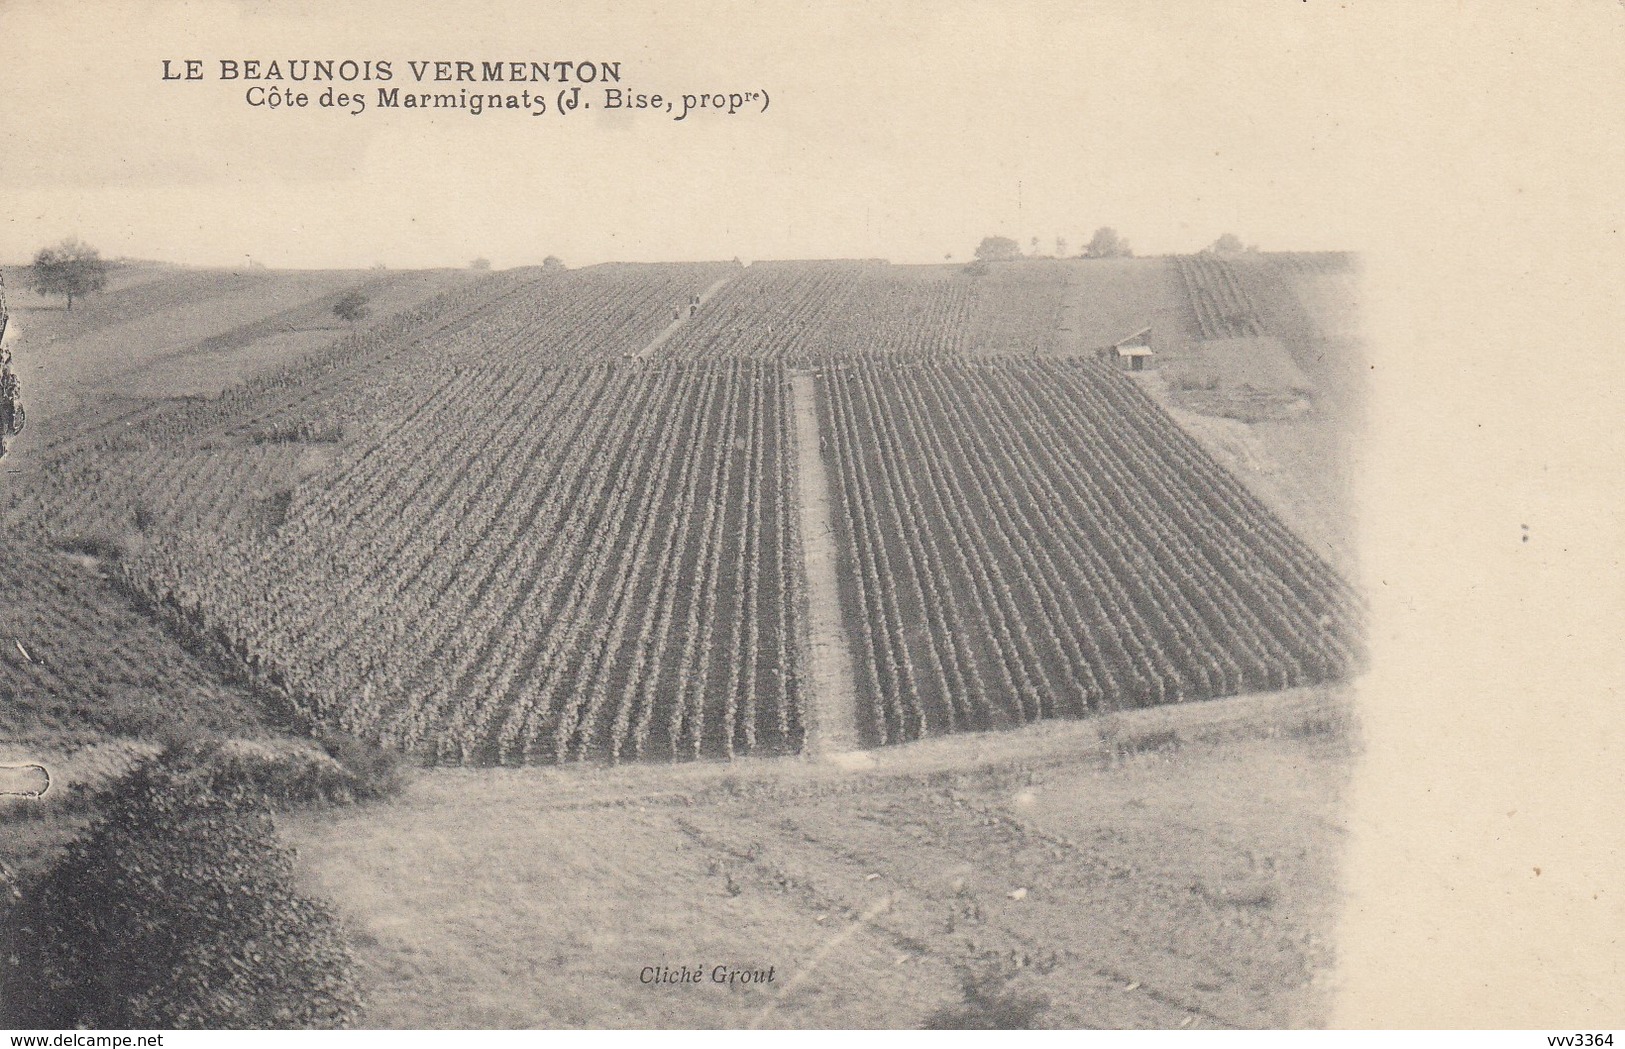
787, 370, 862, 758
636, 273, 736, 359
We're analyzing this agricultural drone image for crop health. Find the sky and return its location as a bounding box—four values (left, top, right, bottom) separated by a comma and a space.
0, 0, 1409, 269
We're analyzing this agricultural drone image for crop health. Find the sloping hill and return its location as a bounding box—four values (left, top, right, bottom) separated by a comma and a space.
0, 547, 269, 744
1053, 256, 1200, 356
0, 253, 1367, 1031
4, 266, 485, 431
1127, 253, 1364, 574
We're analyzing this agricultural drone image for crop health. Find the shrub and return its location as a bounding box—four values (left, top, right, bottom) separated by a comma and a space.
316, 730, 408, 802
923, 966, 1050, 1029
972, 236, 1021, 262
0, 747, 362, 1028
143, 735, 403, 809
181, 737, 361, 808
332, 290, 371, 324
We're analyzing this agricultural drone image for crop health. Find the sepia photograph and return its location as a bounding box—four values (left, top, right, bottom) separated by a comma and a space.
1, 0, 1620, 1034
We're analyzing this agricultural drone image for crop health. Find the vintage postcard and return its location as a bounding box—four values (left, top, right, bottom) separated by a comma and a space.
1, 0, 1619, 1033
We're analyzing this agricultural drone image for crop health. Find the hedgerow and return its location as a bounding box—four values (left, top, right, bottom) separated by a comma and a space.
0, 743, 362, 1029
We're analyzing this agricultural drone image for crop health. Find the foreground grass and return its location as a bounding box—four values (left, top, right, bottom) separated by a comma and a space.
285, 686, 1355, 1029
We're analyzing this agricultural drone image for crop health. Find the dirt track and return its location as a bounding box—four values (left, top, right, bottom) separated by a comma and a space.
636, 273, 737, 359
788, 369, 861, 756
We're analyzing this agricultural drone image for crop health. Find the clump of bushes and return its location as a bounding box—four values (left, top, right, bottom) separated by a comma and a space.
186, 738, 364, 808
0, 744, 363, 1028
151, 731, 407, 809
314, 730, 407, 802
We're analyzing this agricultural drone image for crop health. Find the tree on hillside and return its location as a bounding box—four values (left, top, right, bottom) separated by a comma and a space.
332, 290, 371, 324
542, 255, 566, 271
1208, 233, 1245, 254
1083, 227, 1132, 259
973, 236, 1022, 262
31, 238, 109, 310
469, 257, 492, 271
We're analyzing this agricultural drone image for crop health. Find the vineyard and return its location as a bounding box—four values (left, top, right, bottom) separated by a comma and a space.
658, 260, 1069, 362
1174, 251, 1358, 346
3, 263, 739, 541
1175, 254, 1268, 340
817, 357, 1358, 746
5, 257, 1362, 765
121, 359, 804, 764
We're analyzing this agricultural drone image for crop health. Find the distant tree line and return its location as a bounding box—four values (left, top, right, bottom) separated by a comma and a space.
969, 227, 1132, 271
969, 228, 1264, 264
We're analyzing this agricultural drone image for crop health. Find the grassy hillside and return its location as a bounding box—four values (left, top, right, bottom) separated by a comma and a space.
1132, 253, 1364, 574
0, 542, 281, 883
0, 548, 269, 744
1052, 256, 1200, 355
1, 263, 485, 447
